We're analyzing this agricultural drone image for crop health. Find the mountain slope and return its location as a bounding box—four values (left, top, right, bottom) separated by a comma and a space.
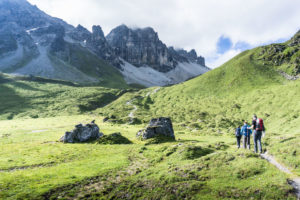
0, 0, 209, 87
0, 0, 128, 88
100, 31, 300, 175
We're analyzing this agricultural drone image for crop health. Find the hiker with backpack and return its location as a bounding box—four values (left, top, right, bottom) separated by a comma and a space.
241, 121, 252, 149
250, 114, 265, 154
235, 126, 242, 148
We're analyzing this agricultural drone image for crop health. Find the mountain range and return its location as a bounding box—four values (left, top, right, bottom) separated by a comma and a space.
0, 0, 209, 87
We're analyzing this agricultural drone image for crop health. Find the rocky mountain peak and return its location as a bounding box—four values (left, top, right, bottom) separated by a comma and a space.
106, 25, 207, 72
92, 25, 105, 39
69, 24, 91, 42
106, 24, 129, 45
0, 0, 72, 30
76, 24, 88, 32
175, 48, 205, 66
85, 25, 114, 61
0, 0, 44, 28
134, 26, 156, 36
106, 25, 177, 72
188, 49, 197, 60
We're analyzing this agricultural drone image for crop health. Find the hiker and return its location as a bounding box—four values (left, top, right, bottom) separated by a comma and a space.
241, 121, 252, 149
250, 114, 264, 153
235, 126, 242, 148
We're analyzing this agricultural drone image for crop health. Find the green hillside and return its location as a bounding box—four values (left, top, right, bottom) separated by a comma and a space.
100, 32, 300, 175
0, 73, 132, 120
0, 32, 299, 199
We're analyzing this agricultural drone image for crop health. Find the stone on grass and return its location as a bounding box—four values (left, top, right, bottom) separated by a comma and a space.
137, 117, 175, 140
103, 117, 109, 122
60, 121, 103, 143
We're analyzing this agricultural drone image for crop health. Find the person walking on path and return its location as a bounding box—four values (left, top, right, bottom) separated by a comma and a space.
241, 121, 252, 149
250, 114, 264, 153
235, 126, 242, 149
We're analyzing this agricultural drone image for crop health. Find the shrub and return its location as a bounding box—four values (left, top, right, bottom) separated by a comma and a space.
97, 133, 132, 145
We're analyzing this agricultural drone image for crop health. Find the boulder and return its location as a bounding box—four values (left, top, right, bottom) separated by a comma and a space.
60, 121, 103, 143
103, 115, 117, 123
137, 117, 175, 140
103, 117, 109, 122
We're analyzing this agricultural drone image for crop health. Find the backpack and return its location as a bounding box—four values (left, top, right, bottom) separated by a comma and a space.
248, 126, 252, 135
256, 118, 265, 131
235, 127, 241, 136
241, 125, 247, 136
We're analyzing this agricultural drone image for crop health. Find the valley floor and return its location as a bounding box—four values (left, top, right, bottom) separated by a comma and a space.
0, 115, 297, 199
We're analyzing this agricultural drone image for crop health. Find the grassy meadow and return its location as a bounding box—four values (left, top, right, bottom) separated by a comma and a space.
0, 115, 296, 199
0, 33, 299, 199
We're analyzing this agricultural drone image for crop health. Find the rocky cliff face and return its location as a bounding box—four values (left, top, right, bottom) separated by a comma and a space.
105, 25, 209, 86
106, 25, 177, 72
176, 49, 205, 66
86, 25, 116, 62
106, 25, 207, 73
0, 0, 72, 31
0, 0, 209, 87
0, 0, 121, 84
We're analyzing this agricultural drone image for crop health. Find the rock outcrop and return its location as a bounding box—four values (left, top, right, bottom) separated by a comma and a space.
86, 25, 115, 61
258, 29, 300, 77
69, 24, 91, 42
60, 121, 103, 143
137, 117, 175, 140
106, 25, 177, 72
175, 48, 206, 66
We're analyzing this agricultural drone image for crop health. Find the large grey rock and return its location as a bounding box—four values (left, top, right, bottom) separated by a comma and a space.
60, 121, 103, 143
137, 117, 175, 140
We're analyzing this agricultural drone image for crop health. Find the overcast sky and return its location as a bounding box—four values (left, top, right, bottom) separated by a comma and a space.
28, 0, 300, 68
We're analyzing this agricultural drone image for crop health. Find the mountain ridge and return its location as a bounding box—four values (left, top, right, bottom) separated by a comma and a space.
0, 0, 209, 87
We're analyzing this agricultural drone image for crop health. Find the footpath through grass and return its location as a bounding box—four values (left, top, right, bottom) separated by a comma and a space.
0, 115, 296, 199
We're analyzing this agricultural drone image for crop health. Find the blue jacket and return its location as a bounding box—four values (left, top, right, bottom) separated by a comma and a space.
235, 127, 241, 136
241, 125, 252, 136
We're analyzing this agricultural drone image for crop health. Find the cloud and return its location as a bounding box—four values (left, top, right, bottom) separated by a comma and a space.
207, 49, 242, 68
28, 0, 300, 68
